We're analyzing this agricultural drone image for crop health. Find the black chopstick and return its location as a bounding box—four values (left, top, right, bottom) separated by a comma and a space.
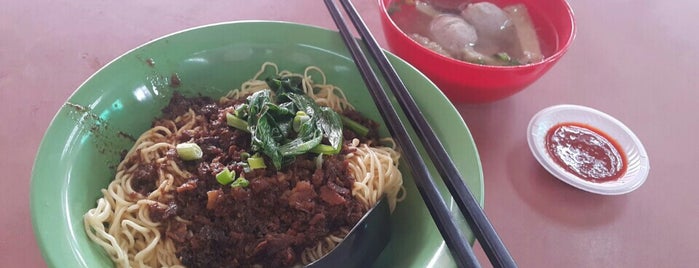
325, 0, 517, 267
323, 0, 481, 267
335, 1, 516, 268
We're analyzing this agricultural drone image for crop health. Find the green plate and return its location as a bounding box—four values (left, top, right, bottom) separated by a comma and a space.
30, 21, 483, 268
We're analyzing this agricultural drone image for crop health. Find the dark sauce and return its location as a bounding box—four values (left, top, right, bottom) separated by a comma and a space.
545, 122, 627, 183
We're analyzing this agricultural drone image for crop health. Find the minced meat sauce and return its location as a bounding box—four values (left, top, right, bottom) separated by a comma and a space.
140, 93, 376, 268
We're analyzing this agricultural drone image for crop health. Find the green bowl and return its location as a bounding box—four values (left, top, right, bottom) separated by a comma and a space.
30, 21, 483, 268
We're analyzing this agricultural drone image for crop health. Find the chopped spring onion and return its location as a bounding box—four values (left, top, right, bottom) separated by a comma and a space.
292, 111, 310, 132
495, 52, 512, 62
310, 143, 340, 155
341, 115, 370, 137
226, 113, 249, 132
247, 154, 267, 169
230, 177, 249, 188
240, 152, 251, 161
176, 142, 203, 161
494, 52, 521, 66
215, 167, 236, 185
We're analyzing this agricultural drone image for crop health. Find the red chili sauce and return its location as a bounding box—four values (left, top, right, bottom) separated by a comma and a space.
545, 122, 627, 183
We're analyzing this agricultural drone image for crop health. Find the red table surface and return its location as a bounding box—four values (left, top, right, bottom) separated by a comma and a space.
2, 1, 697, 267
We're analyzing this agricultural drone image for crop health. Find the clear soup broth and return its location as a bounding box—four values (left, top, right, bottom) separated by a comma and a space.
388, 0, 559, 66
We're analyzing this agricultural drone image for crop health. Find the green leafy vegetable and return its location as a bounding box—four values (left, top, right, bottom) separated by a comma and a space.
226, 113, 249, 132
234, 103, 248, 118
341, 115, 370, 137
277, 81, 343, 155
310, 144, 339, 155
246, 89, 295, 168
228, 76, 347, 170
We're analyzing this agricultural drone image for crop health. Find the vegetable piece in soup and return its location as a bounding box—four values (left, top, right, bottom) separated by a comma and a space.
504, 4, 544, 64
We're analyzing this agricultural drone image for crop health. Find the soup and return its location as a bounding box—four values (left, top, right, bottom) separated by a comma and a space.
388, 0, 548, 66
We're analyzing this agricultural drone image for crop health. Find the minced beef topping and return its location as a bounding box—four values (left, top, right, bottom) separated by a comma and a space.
147, 93, 374, 268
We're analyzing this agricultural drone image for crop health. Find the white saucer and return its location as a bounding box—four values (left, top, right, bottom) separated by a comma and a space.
527, 104, 650, 195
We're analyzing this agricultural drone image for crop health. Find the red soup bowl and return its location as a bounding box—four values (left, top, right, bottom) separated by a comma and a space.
378, 0, 576, 103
